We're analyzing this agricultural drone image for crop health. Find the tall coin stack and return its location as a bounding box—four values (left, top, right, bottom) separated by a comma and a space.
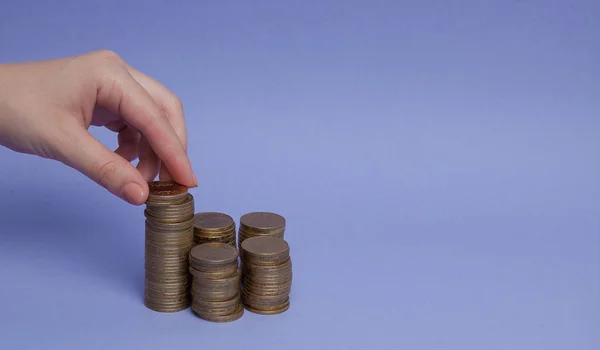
193, 212, 236, 247
144, 181, 195, 312
189, 243, 244, 322
238, 212, 286, 248
240, 236, 292, 315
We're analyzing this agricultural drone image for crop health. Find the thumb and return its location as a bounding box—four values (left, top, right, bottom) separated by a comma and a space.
54, 127, 149, 205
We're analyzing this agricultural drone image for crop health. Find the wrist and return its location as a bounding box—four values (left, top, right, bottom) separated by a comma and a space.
0, 64, 8, 113
0, 64, 15, 134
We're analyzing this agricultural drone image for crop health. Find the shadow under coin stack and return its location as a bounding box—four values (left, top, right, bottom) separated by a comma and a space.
241, 236, 292, 315
144, 181, 195, 312
238, 212, 286, 249
189, 243, 244, 322
193, 212, 237, 247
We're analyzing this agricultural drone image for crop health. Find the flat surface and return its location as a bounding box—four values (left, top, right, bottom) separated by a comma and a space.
0, 1, 599, 349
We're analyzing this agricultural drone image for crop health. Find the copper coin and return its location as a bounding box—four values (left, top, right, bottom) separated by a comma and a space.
147, 180, 188, 198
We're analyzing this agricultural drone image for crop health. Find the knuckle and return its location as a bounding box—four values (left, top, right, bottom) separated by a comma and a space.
92, 49, 124, 65
83, 50, 126, 80
95, 159, 119, 187
167, 94, 184, 117
162, 94, 187, 147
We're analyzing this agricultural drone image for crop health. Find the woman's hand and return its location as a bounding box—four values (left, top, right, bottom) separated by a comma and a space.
0, 50, 197, 205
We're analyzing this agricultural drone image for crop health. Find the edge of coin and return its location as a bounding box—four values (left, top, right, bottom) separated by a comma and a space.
243, 299, 290, 315
193, 304, 245, 323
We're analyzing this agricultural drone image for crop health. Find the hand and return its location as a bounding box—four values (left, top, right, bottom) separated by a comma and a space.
0, 50, 197, 205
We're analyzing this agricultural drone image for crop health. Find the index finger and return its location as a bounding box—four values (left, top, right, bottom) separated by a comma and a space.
92, 54, 197, 187
125, 65, 188, 151
125, 65, 189, 182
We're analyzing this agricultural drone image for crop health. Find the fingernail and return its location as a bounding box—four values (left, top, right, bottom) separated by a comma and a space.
121, 183, 145, 205
191, 170, 198, 187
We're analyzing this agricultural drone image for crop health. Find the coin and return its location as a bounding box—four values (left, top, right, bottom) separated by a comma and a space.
144, 181, 194, 313
188, 243, 244, 322
192, 212, 237, 248
240, 236, 292, 315
146, 180, 189, 204
237, 212, 286, 247
243, 299, 290, 315
241, 236, 290, 263
189, 264, 239, 280
240, 212, 285, 233
145, 194, 195, 222
189, 243, 239, 271
191, 269, 241, 301
192, 293, 240, 316
193, 303, 245, 323
194, 212, 235, 232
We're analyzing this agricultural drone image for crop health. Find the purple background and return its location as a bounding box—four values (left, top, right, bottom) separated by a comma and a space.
0, 1, 598, 349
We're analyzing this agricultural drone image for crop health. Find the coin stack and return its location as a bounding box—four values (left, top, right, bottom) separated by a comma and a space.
144, 181, 195, 312
240, 236, 292, 315
238, 212, 286, 248
193, 212, 236, 247
189, 243, 244, 322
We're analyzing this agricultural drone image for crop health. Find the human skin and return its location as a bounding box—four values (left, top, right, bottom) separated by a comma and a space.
0, 50, 197, 205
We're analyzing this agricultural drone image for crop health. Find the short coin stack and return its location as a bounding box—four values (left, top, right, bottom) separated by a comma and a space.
238, 212, 286, 248
144, 181, 195, 312
189, 243, 244, 322
240, 236, 292, 315
193, 212, 236, 247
